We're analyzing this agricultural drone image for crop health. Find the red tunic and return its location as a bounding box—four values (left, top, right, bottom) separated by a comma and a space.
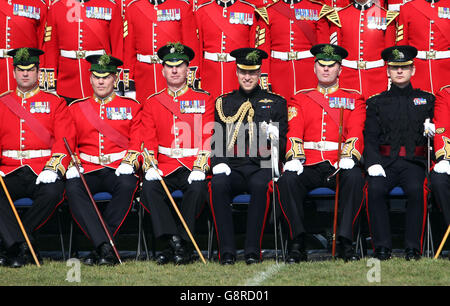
397, 0, 450, 94
286, 85, 366, 165
68, 93, 142, 173
141, 85, 214, 175
0, 87, 75, 175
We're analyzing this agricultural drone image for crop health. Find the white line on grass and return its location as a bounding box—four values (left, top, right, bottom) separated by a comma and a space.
242, 263, 286, 286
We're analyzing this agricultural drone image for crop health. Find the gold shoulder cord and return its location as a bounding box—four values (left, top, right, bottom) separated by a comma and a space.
216, 98, 255, 151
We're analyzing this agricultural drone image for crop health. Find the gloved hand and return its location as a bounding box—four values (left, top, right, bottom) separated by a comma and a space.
283, 159, 304, 175
36, 170, 58, 184
0, 171, 4, 177
145, 168, 163, 181
115, 163, 134, 176
433, 160, 450, 174
338, 158, 355, 170
187, 170, 206, 184
212, 163, 231, 176
266, 124, 279, 141
367, 164, 386, 177
423, 118, 435, 137
66, 166, 84, 180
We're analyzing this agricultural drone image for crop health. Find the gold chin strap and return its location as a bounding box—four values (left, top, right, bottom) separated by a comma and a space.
216, 98, 255, 151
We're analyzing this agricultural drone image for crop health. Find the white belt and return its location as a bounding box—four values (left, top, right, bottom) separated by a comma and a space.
2, 149, 51, 159
137, 53, 162, 64
417, 50, 450, 60
158, 146, 198, 158
303, 141, 339, 151
204, 51, 235, 62
342, 59, 385, 70
79, 151, 126, 165
60, 49, 105, 59
271, 50, 313, 61
0, 49, 11, 58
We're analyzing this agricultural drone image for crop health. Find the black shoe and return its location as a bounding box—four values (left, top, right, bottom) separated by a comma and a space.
83, 250, 99, 266
245, 253, 260, 265
374, 247, 391, 261
220, 253, 235, 265
286, 236, 307, 264
156, 250, 173, 265
169, 236, 191, 265
405, 248, 421, 261
0, 254, 8, 267
338, 237, 360, 262
9, 242, 42, 268
97, 243, 118, 266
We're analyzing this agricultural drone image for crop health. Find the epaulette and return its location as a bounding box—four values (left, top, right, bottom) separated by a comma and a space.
42, 90, 61, 98
191, 87, 211, 95
439, 85, 450, 91
197, 0, 214, 10
267, 90, 286, 101
294, 88, 315, 95
176, 0, 190, 5
340, 87, 361, 95
255, 6, 269, 24
39, 0, 47, 6
121, 95, 141, 104
215, 90, 235, 101
367, 92, 382, 100
373, 4, 399, 26
108, 0, 117, 4
146, 88, 166, 100
0, 90, 13, 98
68, 96, 90, 107
240, 0, 256, 9
321, 4, 344, 27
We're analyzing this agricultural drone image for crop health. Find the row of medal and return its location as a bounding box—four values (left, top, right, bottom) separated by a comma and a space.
86, 6, 112, 21
29, 102, 51, 114
328, 97, 356, 110
157, 8, 181, 21
413, 98, 428, 105
294, 9, 319, 21
106, 107, 133, 120
367, 16, 388, 30
229, 12, 254, 25
13, 4, 41, 20
438, 7, 450, 19
180, 100, 206, 114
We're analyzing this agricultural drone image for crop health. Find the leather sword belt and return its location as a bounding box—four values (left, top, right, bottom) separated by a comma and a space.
417, 50, 450, 60
79, 151, 126, 165
203, 51, 235, 62
60, 49, 105, 59
303, 141, 340, 151
158, 146, 198, 158
379, 145, 426, 157
137, 54, 162, 64
271, 50, 313, 61
341, 59, 385, 70
2, 149, 51, 159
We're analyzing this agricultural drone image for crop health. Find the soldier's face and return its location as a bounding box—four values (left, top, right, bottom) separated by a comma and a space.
236, 67, 261, 93
162, 62, 188, 90
314, 61, 342, 87
90, 73, 117, 98
387, 65, 415, 88
14, 66, 39, 92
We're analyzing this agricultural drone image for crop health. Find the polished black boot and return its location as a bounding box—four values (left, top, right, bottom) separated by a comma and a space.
374, 247, 392, 261
170, 235, 191, 265
338, 237, 360, 262
405, 248, 421, 261
97, 243, 118, 266
9, 242, 42, 268
286, 234, 307, 264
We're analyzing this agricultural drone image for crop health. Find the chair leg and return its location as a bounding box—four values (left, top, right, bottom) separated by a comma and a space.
68, 220, 73, 259
56, 207, 66, 261
207, 219, 214, 261
278, 223, 286, 263
422, 212, 434, 258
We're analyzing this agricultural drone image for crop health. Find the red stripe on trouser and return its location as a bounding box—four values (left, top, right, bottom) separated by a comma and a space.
351, 183, 366, 239
34, 192, 66, 231
113, 180, 140, 237
420, 179, 430, 254
258, 181, 272, 260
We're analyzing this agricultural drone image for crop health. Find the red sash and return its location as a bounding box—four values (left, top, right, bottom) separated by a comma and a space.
82, 7, 111, 52
79, 99, 130, 149
0, 93, 54, 147
272, 3, 317, 46
304, 90, 340, 128
410, 1, 450, 44
153, 90, 196, 129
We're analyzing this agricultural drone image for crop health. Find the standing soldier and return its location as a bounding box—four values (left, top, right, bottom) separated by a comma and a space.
43, 0, 123, 103
277, 44, 366, 263
196, 0, 259, 98
0, 48, 75, 268
430, 84, 450, 259
254, 0, 331, 100
140, 43, 214, 265
210, 47, 287, 265
396, 0, 450, 94
364, 45, 435, 261
322, 0, 398, 99
0, 0, 48, 93
123, 0, 199, 103
65, 54, 142, 266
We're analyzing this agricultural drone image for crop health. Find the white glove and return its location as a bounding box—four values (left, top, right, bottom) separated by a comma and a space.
433, 160, 450, 174
124, 90, 136, 99
66, 166, 84, 180
187, 170, 206, 184
266, 124, 279, 141
423, 119, 435, 137
145, 168, 163, 181
36, 170, 58, 185
283, 159, 304, 175
338, 158, 355, 170
367, 164, 386, 177
212, 163, 231, 176
115, 163, 134, 176
0, 171, 4, 177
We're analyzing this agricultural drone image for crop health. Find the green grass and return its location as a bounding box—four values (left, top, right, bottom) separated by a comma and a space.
0, 257, 448, 286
